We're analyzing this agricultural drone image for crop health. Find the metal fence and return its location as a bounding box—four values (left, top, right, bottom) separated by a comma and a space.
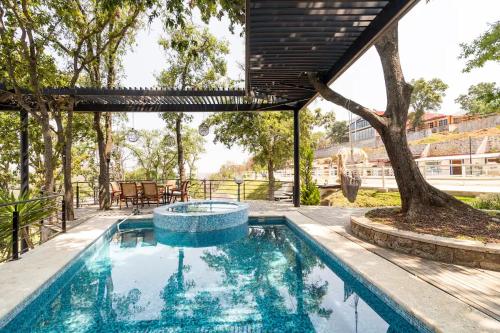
73, 178, 294, 207
0, 193, 65, 262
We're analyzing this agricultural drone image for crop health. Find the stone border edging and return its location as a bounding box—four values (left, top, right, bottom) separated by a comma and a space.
351, 216, 500, 271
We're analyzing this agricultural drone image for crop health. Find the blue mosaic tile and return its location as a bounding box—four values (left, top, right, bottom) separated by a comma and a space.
153, 200, 248, 232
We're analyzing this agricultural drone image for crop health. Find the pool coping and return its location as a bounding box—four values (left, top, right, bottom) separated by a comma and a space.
251, 210, 500, 333
0, 210, 498, 332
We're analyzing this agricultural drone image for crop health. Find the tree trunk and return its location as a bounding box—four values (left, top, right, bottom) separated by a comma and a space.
40, 116, 54, 192
308, 25, 479, 222
104, 112, 112, 203
94, 112, 111, 210
267, 159, 275, 201
63, 110, 74, 220
176, 115, 185, 184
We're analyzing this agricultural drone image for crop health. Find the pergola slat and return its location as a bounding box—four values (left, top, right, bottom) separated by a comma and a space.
246, 0, 419, 104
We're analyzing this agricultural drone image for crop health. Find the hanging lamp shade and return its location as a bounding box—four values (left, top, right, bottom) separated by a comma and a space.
198, 123, 209, 137
126, 128, 139, 143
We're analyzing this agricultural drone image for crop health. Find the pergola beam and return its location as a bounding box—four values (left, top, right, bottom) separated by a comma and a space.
74, 103, 296, 112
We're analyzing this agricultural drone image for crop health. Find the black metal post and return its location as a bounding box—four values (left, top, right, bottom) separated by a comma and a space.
20, 110, 29, 195
293, 108, 300, 207
209, 180, 212, 200
237, 183, 241, 202
243, 182, 246, 200
12, 208, 19, 260
76, 182, 80, 208
203, 179, 207, 200
61, 199, 66, 233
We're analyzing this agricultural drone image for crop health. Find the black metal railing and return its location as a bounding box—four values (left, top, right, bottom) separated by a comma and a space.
0, 193, 65, 262
73, 178, 294, 207
73, 181, 98, 207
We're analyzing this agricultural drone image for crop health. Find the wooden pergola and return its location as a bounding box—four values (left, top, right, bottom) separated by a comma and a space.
0, 0, 418, 207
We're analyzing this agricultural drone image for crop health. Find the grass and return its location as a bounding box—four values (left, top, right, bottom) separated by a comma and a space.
412, 126, 500, 145
189, 180, 284, 201
324, 190, 401, 207
471, 193, 500, 210
322, 189, 477, 208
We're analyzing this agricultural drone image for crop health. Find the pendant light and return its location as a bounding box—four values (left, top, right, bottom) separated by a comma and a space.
126, 113, 139, 142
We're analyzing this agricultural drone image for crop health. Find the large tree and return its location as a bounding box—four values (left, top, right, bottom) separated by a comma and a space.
78, 3, 143, 210
157, 24, 229, 185
307, 25, 484, 223
409, 78, 448, 128
455, 82, 500, 116
0, 0, 61, 193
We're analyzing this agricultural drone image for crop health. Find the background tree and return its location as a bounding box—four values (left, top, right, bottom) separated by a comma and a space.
0, 0, 63, 192
455, 82, 500, 115
125, 129, 177, 180
183, 127, 206, 179
320, 111, 349, 144
207, 109, 322, 200
157, 24, 229, 184
460, 21, 499, 72
308, 25, 485, 223
409, 78, 448, 129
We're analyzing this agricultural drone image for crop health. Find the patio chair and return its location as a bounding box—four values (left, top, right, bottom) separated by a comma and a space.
164, 180, 177, 203
274, 183, 294, 202
170, 180, 190, 203
111, 181, 121, 205
141, 181, 162, 207
119, 182, 139, 209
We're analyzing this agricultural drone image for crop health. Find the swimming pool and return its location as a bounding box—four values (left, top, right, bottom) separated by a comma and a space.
1, 217, 428, 332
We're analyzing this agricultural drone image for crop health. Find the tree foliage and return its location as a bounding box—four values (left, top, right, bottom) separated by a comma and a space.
157, 24, 229, 183
207, 109, 323, 200
455, 82, 500, 116
460, 21, 500, 73
409, 78, 448, 128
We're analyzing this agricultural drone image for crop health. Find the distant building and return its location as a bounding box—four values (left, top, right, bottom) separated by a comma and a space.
274, 113, 500, 184
349, 112, 469, 144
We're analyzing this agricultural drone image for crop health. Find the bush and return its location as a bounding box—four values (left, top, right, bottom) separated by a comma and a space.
300, 147, 320, 205
472, 194, 500, 210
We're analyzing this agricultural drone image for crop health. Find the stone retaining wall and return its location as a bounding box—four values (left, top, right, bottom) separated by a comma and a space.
351, 216, 500, 271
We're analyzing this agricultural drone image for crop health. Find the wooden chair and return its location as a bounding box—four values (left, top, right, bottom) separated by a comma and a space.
119, 182, 139, 209
110, 181, 121, 205
164, 180, 177, 203
170, 181, 190, 203
141, 181, 162, 206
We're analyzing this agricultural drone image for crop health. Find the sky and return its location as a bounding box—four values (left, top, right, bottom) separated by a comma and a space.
120, 0, 500, 176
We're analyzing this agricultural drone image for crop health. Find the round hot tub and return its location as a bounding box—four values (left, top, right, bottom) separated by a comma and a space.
153, 200, 248, 233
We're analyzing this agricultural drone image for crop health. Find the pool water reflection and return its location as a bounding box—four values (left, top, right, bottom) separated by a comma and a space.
4, 219, 421, 333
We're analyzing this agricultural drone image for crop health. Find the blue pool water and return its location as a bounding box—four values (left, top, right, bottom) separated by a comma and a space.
1, 218, 426, 333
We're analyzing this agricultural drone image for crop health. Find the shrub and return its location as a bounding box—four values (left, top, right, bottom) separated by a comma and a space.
300, 147, 320, 205
472, 193, 500, 210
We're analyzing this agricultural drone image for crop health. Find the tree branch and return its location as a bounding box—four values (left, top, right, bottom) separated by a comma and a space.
306, 72, 387, 131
